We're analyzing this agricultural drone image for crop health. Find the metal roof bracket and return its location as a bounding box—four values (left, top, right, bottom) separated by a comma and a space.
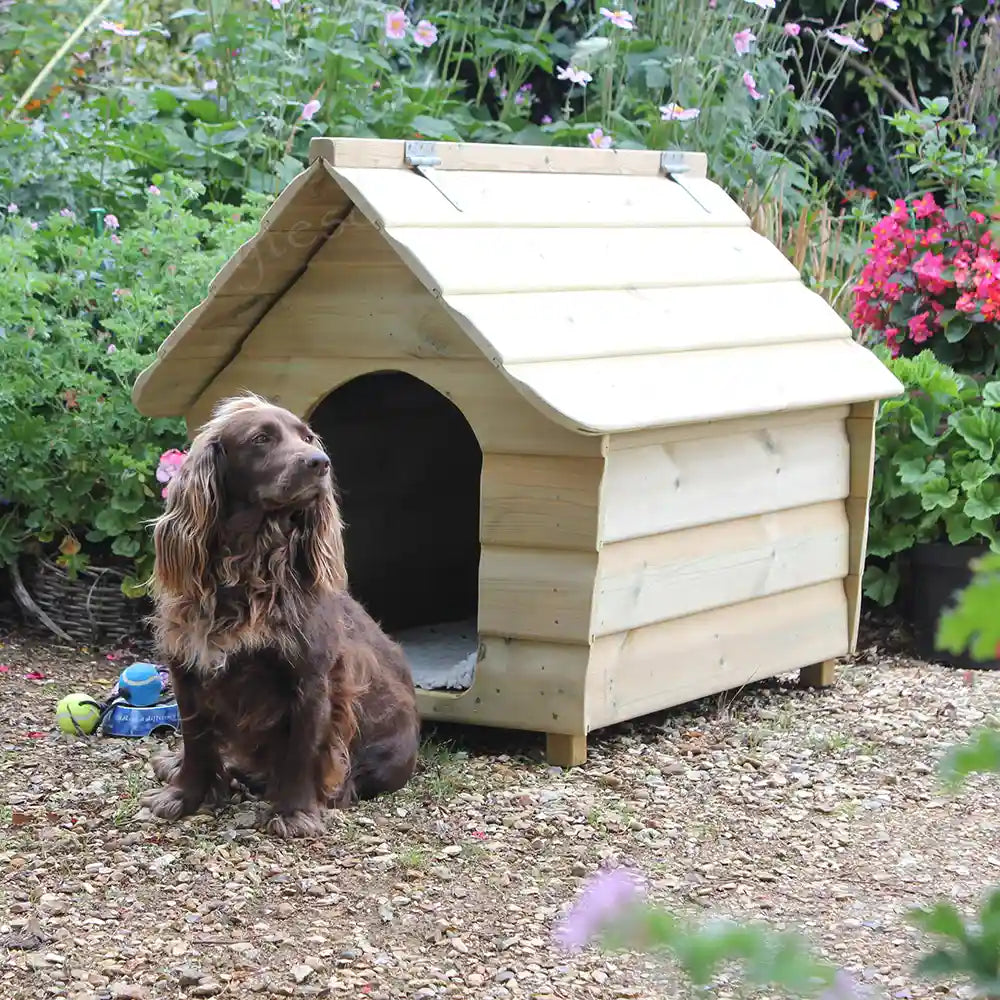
404, 141, 463, 212
659, 151, 710, 214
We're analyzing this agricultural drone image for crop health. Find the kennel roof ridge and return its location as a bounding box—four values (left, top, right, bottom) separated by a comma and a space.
131, 136, 902, 432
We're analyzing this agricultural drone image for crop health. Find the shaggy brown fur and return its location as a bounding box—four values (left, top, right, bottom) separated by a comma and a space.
141, 393, 421, 838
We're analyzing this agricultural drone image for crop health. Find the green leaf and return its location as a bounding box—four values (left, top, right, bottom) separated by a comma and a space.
950, 409, 1000, 461
409, 115, 462, 140
937, 553, 1000, 661
908, 902, 971, 942
984, 383, 1000, 408
920, 477, 959, 511
111, 534, 141, 558
862, 562, 901, 606
965, 481, 1000, 521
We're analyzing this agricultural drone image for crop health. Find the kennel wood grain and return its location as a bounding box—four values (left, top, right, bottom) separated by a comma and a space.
132, 136, 902, 767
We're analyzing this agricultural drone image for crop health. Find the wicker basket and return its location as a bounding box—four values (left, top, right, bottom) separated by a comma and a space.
21, 554, 150, 645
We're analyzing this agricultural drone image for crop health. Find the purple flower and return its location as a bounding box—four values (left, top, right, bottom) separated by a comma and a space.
541, 114, 553, 124
554, 868, 646, 952
6, 203, 17, 214
300, 99, 321, 121
103, 213, 119, 230
743, 70, 764, 100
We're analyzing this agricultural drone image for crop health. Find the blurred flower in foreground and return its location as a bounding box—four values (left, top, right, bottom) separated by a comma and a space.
553, 868, 647, 952
660, 102, 700, 122
413, 20, 438, 47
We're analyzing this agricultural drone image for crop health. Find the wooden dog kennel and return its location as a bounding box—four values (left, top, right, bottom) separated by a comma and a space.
132, 137, 902, 766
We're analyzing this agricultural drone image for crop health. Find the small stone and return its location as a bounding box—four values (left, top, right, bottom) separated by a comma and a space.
440, 845, 462, 857
109, 985, 147, 1000
176, 967, 203, 988
190, 983, 223, 998
232, 811, 257, 829
570, 862, 587, 877
467, 974, 484, 987
291, 964, 314, 984
276, 902, 295, 918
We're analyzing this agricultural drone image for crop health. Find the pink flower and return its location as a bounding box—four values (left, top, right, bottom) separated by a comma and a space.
733, 29, 756, 55
384, 8, 407, 39
103, 213, 119, 230
148, 184, 161, 195
157, 449, 188, 497
660, 102, 701, 122
107, 343, 117, 354
300, 99, 321, 121
824, 30, 868, 53
204, 79, 218, 91
599, 7, 635, 29
557, 64, 593, 86
100, 19, 140, 36
269, 0, 283, 8
488, 66, 498, 79
541, 114, 553, 124
913, 192, 939, 219
29, 221, 38, 231
587, 127, 613, 149
742, 70, 764, 100
554, 868, 647, 952
783, 22, 801, 36
59, 208, 75, 220
6, 203, 18, 214
743, 0, 775, 8
874, 0, 899, 8
412, 19, 438, 47
908, 312, 932, 344
111, 233, 122, 244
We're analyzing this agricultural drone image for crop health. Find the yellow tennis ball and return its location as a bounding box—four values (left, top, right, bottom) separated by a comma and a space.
56, 693, 102, 736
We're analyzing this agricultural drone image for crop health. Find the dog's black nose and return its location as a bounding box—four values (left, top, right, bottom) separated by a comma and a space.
304, 451, 331, 474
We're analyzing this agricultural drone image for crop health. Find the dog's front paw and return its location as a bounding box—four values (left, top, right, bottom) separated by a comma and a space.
151, 748, 183, 784
140, 783, 201, 821
266, 808, 326, 839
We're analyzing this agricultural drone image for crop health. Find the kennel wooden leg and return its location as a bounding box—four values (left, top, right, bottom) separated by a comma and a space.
798, 659, 837, 688
546, 732, 587, 767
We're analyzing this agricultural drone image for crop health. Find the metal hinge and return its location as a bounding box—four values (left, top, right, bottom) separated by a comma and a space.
403, 140, 463, 212
659, 150, 710, 214
404, 140, 442, 168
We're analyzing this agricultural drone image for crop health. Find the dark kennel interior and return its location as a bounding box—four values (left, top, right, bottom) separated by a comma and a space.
309, 371, 483, 689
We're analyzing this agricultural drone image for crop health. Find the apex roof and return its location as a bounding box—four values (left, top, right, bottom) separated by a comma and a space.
132, 136, 901, 433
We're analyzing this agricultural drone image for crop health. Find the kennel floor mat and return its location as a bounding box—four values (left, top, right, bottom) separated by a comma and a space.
394, 617, 478, 691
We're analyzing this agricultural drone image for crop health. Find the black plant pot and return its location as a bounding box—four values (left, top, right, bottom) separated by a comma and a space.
902, 541, 1000, 670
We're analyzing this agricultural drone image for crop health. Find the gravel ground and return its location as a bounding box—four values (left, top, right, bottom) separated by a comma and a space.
2, 613, 1000, 1000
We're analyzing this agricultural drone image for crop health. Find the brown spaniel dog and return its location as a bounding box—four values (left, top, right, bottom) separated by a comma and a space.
141, 392, 421, 838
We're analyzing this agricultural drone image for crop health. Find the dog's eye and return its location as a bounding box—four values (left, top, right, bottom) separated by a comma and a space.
252, 432, 270, 446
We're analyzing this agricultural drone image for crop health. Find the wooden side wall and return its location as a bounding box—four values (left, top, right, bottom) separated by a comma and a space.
589, 406, 858, 730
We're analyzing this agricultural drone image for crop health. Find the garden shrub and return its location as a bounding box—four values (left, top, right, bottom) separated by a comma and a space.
863, 349, 1000, 606
0, 179, 264, 594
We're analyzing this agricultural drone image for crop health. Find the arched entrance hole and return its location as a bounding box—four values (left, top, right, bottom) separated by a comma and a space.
309, 371, 482, 691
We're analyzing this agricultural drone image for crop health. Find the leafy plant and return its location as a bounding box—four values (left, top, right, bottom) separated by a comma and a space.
863, 349, 1000, 606
936, 551, 1000, 663
0, 177, 263, 595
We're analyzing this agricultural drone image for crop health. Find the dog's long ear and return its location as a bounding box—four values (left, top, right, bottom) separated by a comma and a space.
152, 439, 226, 601
303, 480, 347, 593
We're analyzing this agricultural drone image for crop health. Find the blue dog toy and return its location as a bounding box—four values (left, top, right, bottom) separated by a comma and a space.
118, 662, 164, 707
98, 661, 181, 739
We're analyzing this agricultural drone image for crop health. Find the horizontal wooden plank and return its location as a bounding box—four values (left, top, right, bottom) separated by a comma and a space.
331, 166, 746, 229
480, 454, 603, 551
505, 339, 904, 435
606, 405, 852, 451
587, 580, 849, 730
443, 282, 849, 366
311, 137, 707, 178
600, 416, 851, 543
592, 501, 850, 636
384, 224, 799, 296
415, 635, 590, 734
241, 264, 479, 360
478, 546, 597, 643
187, 357, 602, 457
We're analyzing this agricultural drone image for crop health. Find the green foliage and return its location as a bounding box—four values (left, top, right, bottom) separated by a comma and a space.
864, 349, 1000, 605
938, 726, 1000, 790
887, 96, 1000, 208
0, 178, 263, 593
936, 552, 1000, 662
